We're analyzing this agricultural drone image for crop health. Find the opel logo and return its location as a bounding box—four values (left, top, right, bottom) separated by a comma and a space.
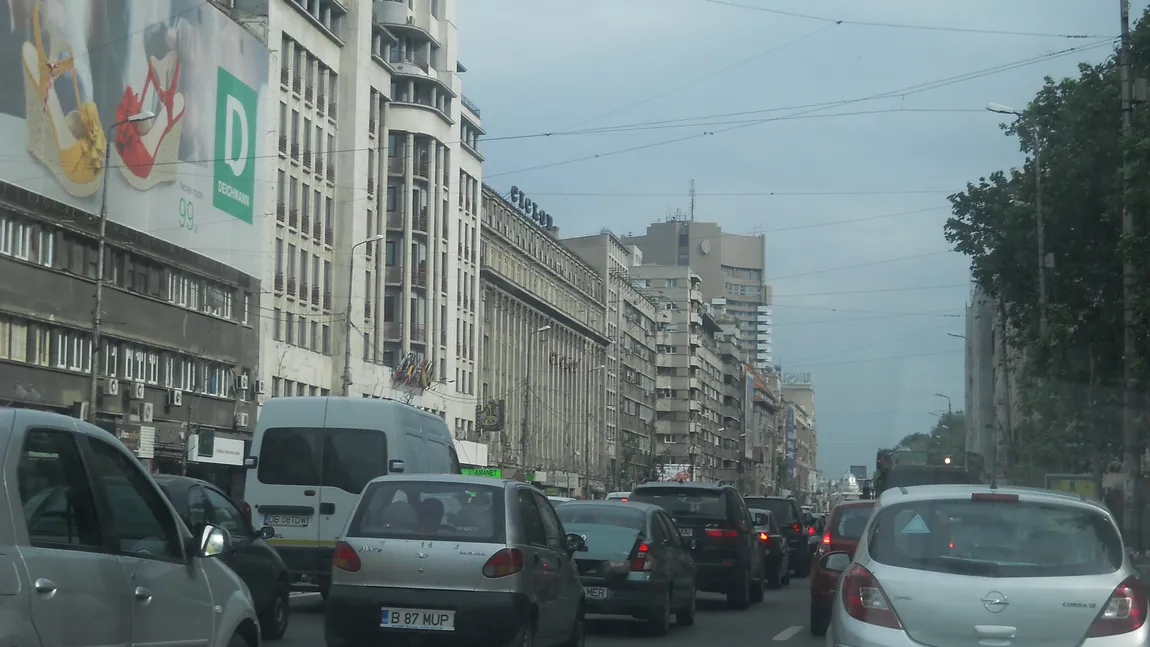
981, 591, 1009, 613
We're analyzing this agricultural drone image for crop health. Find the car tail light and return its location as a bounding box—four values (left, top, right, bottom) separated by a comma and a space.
631, 542, 655, 572
706, 528, 739, 538
842, 563, 902, 630
240, 502, 252, 525
821, 532, 831, 545
971, 493, 1019, 503
792, 522, 801, 533
1088, 576, 1148, 637
758, 532, 769, 541
808, 525, 816, 535
482, 548, 524, 578
621, 498, 628, 502
332, 541, 361, 572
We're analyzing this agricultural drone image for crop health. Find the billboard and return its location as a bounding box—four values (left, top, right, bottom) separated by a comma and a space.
0, 0, 269, 276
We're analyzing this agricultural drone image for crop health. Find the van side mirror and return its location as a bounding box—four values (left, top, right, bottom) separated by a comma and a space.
388, 459, 406, 473
243, 456, 258, 469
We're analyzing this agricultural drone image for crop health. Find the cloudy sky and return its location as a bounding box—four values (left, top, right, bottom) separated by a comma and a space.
456, 0, 1138, 478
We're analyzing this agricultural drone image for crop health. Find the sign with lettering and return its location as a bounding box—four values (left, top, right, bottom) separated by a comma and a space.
509, 186, 555, 229
782, 372, 811, 386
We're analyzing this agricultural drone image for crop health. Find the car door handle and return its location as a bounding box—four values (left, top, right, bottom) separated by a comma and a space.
135, 586, 153, 602
33, 578, 56, 595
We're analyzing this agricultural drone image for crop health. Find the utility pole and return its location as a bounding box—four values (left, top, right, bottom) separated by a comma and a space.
1119, 0, 1141, 551
1034, 136, 1048, 339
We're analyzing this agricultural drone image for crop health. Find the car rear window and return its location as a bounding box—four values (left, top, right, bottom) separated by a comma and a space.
868, 498, 1122, 577
743, 498, 795, 523
833, 505, 873, 540
349, 481, 505, 542
555, 504, 645, 530
630, 488, 725, 518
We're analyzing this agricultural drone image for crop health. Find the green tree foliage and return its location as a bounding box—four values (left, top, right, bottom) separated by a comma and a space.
896, 411, 967, 455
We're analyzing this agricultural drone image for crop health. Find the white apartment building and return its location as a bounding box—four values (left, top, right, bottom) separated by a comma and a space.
252, 0, 484, 439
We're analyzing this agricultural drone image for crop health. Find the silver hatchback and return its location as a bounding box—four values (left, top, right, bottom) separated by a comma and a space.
827, 485, 1148, 647
324, 474, 586, 647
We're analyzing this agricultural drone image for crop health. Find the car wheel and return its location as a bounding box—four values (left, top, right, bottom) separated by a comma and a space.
676, 588, 697, 626
794, 555, 810, 579
810, 603, 831, 637
750, 568, 765, 603
782, 568, 791, 586
259, 583, 291, 640
726, 570, 750, 610
563, 608, 585, 647
514, 621, 536, 647
646, 591, 672, 636
227, 633, 250, 647
767, 564, 782, 589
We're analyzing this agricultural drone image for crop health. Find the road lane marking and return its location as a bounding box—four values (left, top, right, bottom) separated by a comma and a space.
773, 625, 803, 641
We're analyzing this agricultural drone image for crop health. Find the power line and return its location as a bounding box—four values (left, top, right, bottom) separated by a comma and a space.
768, 250, 958, 281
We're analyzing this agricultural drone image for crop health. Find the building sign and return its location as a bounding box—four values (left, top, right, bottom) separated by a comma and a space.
188, 435, 245, 467
1044, 473, 1099, 501
782, 372, 811, 386
508, 186, 554, 229
476, 399, 505, 432
462, 467, 537, 481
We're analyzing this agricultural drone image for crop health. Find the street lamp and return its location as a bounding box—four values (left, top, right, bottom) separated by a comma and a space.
519, 324, 551, 468
946, 332, 966, 340
88, 110, 156, 423
934, 393, 952, 413
340, 234, 387, 395
986, 101, 1048, 339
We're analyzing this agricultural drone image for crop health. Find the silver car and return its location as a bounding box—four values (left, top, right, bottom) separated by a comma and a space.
325, 474, 586, 647
826, 484, 1148, 646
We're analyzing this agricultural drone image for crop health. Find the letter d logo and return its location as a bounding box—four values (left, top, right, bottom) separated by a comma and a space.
213, 67, 258, 224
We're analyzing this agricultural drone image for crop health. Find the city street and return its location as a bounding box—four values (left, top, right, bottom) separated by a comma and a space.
281, 583, 824, 646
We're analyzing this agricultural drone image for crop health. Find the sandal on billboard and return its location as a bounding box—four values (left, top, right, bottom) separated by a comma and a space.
21, 0, 106, 197
113, 51, 185, 191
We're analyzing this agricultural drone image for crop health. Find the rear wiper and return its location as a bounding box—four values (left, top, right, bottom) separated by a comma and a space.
912, 556, 1001, 576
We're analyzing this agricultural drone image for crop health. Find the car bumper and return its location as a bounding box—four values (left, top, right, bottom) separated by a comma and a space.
325, 584, 532, 647
695, 562, 748, 593
269, 544, 333, 582
580, 576, 666, 618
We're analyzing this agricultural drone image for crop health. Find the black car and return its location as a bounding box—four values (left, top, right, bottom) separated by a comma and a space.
555, 501, 697, 635
742, 496, 810, 577
153, 474, 291, 639
748, 508, 790, 589
629, 482, 764, 609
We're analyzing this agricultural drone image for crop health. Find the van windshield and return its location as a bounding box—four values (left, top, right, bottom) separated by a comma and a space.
349, 481, 505, 542
257, 427, 387, 494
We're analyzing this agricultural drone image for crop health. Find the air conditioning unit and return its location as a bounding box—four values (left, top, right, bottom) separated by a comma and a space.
254, 379, 266, 394
131, 402, 154, 423
234, 412, 250, 428
130, 382, 146, 400
168, 390, 183, 407
74, 401, 89, 421
102, 378, 119, 396
236, 374, 249, 391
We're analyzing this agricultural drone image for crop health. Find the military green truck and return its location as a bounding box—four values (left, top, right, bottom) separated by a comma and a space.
865, 449, 985, 498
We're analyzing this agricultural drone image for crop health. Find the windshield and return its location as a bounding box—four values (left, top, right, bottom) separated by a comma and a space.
868, 498, 1122, 577
349, 481, 504, 542
832, 505, 874, 540
743, 498, 795, 523
629, 488, 724, 517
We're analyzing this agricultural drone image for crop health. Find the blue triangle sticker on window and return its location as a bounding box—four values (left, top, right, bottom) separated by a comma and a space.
900, 514, 931, 534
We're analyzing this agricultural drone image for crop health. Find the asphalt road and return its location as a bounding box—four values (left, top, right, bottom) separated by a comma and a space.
279, 581, 824, 647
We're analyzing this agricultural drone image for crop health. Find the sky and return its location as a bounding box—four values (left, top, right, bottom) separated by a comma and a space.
455, 0, 1141, 479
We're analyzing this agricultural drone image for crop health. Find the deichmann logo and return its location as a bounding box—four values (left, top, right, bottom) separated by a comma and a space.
212, 68, 258, 224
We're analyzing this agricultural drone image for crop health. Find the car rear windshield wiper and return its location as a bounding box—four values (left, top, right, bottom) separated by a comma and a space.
911, 556, 1001, 576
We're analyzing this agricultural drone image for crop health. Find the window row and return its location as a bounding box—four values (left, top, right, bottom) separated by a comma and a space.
270, 377, 331, 398
0, 214, 52, 266
270, 308, 333, 357
274, 238, 334, 311
276, 169, 336, 244
280, 32, 340, 117
279, 104, 337, 186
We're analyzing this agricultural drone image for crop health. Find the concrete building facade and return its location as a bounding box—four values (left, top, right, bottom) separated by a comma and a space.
625, 219, 773, 370
562, 232, 659, 488
479, 186, 610, 495
257, 0, 483, 434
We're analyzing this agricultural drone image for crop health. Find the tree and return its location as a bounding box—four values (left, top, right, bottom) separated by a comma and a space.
896, 411, 967, 456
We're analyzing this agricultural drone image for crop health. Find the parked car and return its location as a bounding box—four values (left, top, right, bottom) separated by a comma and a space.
555, 500, 697, 635
155, 474, 291, 639
826, 485, 1143, 646
324, 474, 585, 647
630, 482, 764, 609
1, 408, 260, 647
743, 495, 810, 577
749, 508, 790, 589
810, 500, 873, 636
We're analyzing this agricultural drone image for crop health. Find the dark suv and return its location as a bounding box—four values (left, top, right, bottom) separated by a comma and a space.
630, 482, 764, 609
742, 496, 809, 577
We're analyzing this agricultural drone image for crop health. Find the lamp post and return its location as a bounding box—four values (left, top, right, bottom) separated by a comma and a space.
946, 332, 966, 340
987, 102, 1047, 339
88, 110, 156, 424
519, 324, 551, 469
934, 393, 952, 414
341, 234, 387, 396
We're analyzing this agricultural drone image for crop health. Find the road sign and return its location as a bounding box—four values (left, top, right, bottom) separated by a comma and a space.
1044, 473, 1098, 501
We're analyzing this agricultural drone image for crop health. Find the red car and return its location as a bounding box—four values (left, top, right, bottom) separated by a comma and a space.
808, 500, 874, 636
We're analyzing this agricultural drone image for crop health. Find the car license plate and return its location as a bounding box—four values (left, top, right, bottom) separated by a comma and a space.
264, 514, 308, 527
380, 608, 455, 631
678, 528, 694, 537
584, 587, 609, 600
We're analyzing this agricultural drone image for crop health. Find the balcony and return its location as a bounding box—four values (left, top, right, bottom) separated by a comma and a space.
384, 321, 403, 341
413, 212, 428, 233
440, 277, 447, 293
292, 74, 302, 93
369, 117, 377, 135
461, 94, 481, 118
413, 268, 427, 289
304, 82, 313, 104
280, 68, 290, 87
286, 276, 297, 295
311, 285, 320, 306
325, 226, 333, 246
302, 150, 311, 169
278, 135, 287, 154
288, 208, 299, 229
274, 271, 284, 292
323, 289, 332, 310
364, 301, 372, 318
414, 158, 429, 179
326, 164, 336, 183
367, 177, 375, 194
410, 323, 426, 343
276, 202, 285, 222
386, 211, 404, 230
388, 155, 406, 175
300, 212, 310, 233
312, 218, 322, 239
384, 267, 403, 285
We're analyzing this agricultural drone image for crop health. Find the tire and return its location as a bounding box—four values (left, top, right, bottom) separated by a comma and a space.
228, 634, 250, 647
563, 608, 585, 647
750, 568, 765, 603
810, 603, 831, 637
767, 564, 782, 589
514, 621, 536, 647
318, 578, 330, 600
782, 568, 791, 586
794, 554, 810, 579
676, 588, 697, 627
726, 570, 750, 610
646, 591, 672, 636
259, 584, 291, 640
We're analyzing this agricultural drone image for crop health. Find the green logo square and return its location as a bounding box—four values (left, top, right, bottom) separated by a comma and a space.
212, 68, 258, 224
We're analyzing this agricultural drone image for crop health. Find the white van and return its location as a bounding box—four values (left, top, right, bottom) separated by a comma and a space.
241, 397, 459, 596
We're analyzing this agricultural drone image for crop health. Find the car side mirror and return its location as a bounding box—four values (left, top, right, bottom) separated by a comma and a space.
243, 456, 257, 469
388, 459, 406, 473
258, 526, 275, 540
820, 551, 851, 573
565, 533, 587, 554
192, 523, 231, 559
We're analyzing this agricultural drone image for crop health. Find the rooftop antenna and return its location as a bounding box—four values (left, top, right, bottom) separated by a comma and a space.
689, 179, 696, 221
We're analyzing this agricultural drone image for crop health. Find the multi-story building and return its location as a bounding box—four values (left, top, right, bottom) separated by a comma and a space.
0, 2, 265, 485
256, 0, 484, 436
782, 376, 817, 493
625, 219, 773, 370
717, 335, 747, 483
562, 231, 659, 488
478, 185, 610, 495
748, 367, 784, 494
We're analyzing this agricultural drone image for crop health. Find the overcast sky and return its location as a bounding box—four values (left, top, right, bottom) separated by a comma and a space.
455, 0, 1138, 479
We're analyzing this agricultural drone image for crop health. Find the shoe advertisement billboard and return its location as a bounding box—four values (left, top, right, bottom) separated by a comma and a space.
0, 0, 270, 277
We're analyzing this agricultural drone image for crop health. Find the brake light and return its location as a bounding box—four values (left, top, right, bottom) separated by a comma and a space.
621, 498, 628, 502
758, 532, 769, 541
705, 528, 739, 538
842, 563, 902, 629
792, 522, 801, 533
1088, 576, 1148, 637
332, 541, 361, 572
240, 502, 252, 525
482, 548, 524, 578
808, 525, 816, 535
971, 493, 1019, 503
821, 532, 831, 545
631, 541, 655, 572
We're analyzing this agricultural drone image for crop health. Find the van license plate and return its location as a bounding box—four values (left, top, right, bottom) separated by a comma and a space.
380, 608, 455, 631
264, 514, 308, 527
584, 587, 609, 600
